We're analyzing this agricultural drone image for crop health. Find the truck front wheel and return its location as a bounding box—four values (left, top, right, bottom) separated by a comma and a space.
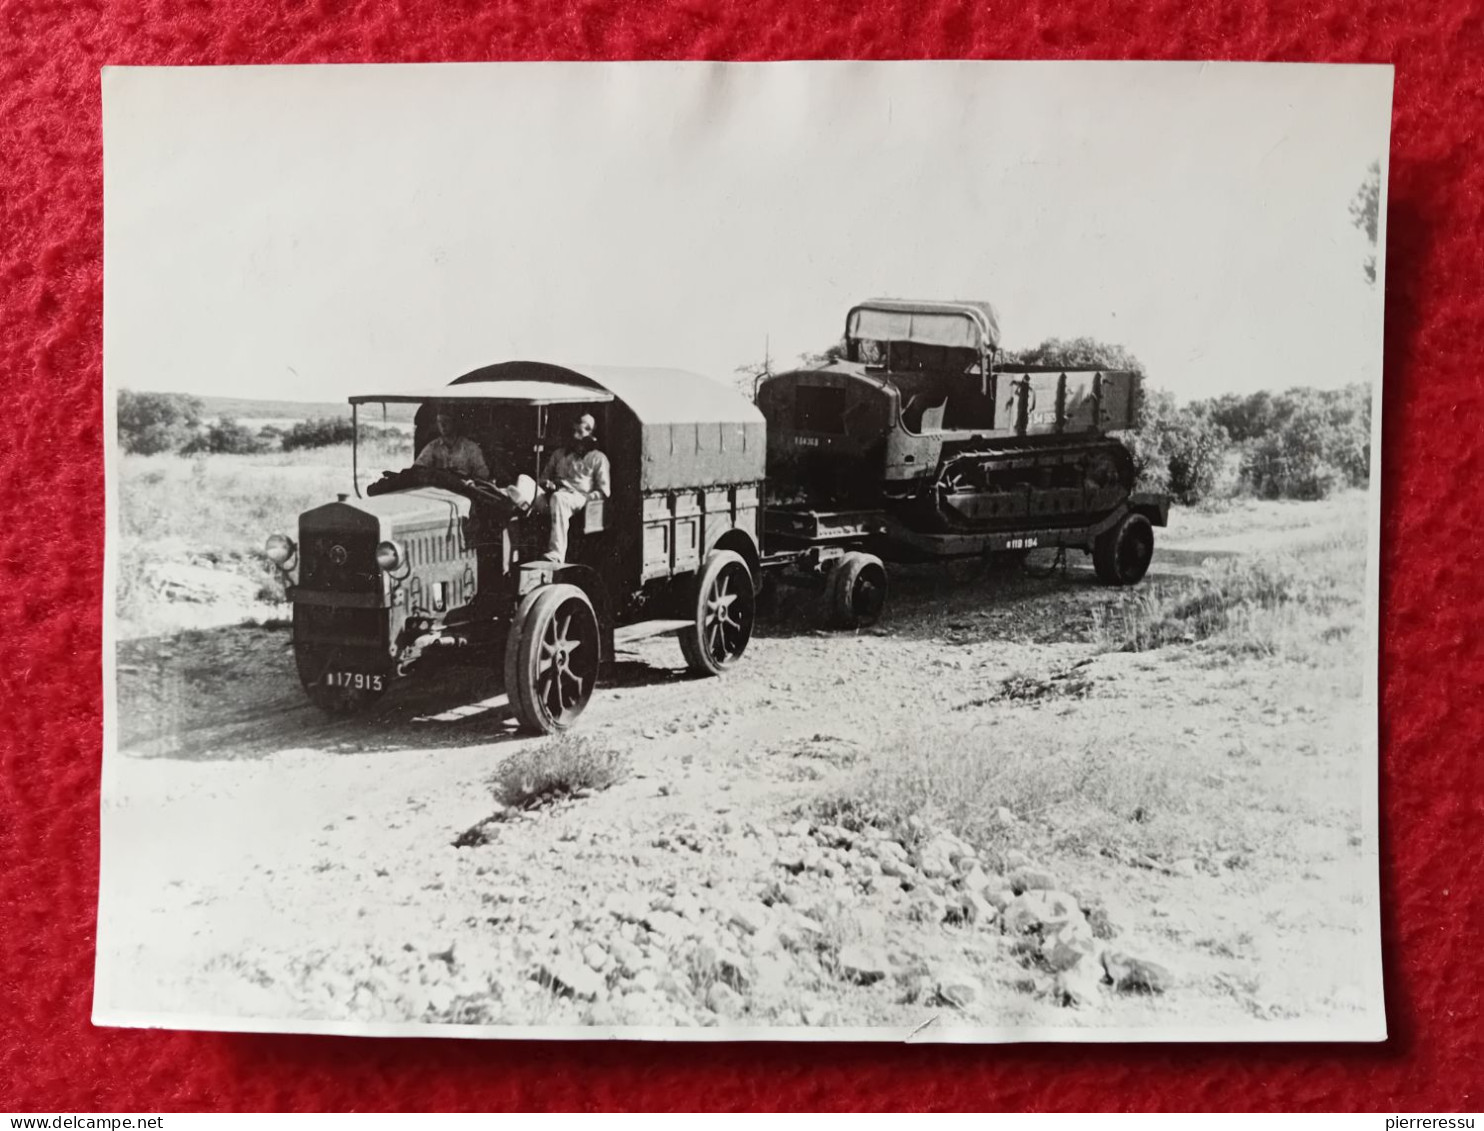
505, 583, 601, 733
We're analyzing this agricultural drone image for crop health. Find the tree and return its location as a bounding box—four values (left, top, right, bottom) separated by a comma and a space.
999, 336, 1146, 374
1350, 160, 1381, 286
1235, 385, 1371, 499
116, 390, 204, 455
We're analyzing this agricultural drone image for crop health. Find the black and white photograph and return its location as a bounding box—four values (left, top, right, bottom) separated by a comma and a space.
98, 60, 1391, 1041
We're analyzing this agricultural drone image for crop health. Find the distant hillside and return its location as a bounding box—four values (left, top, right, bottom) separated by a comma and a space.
194, 394, 417, 425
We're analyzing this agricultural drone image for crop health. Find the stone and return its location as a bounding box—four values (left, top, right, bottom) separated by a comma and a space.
629, 968, 659, 993
644, 911, 689, 941
694, 940, 751, 990
915, 836, 957, 879
706, 981, 746, 1018
1055, 959, 1104, 1008
1172, 858, 1198, 878
604, 891, 649, 923
1102, 950, 1173, 994
774, 852, 807, 874
423, 983, 456, 1015
907, 891, 948, 924
789, 911, 826, 937
961, 891, 997, 929
933, 967, 982, 1010
730, 901, 772, 935
878, 854, 917, 881
837, 944, 892, 985
748, 925, 784, 956
608, 938, 645, 975
1006, 890, 1085, 937
1076, 893, 1119, 940
958, 864, 990, 891
994, 806, 1018, 825
815, 824, 856, 849
751, 954, 794, 998
1003, 848, 1033, 869
535, 958, 603, 1002
582, 943, 608, 971
985, 887, 1017, 913
1040, 924, 1097, 972
587, 1001, 620, 1026
1009, 867, 1059, 894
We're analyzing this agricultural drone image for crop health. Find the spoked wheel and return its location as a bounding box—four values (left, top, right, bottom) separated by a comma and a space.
505, 583, 601, 733
827, 551, 889, 629
679, 549, 756, 676
294, 646, 388, 717
1093, 512, 1155, 586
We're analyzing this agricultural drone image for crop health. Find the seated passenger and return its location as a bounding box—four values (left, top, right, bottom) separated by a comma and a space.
535, 413, 611, 563
415, 404, 490, 481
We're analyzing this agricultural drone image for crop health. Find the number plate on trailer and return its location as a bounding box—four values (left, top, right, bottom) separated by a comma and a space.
323, 672, 385, 691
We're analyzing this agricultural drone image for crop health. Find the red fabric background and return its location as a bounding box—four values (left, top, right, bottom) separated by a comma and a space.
1, 0, 1481, 1113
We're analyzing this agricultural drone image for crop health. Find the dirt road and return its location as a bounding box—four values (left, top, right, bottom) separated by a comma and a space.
97, 495, 1382, 1037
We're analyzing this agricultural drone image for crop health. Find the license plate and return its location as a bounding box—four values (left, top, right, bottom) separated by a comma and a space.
324, 671, 384, 691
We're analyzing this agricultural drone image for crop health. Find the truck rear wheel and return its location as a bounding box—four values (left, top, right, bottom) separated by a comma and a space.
679, 549, 755, 676
294, 647, 387, 716
504, 583, 601, 733
1093, 512, 1155, 586
828, 551, 888, 628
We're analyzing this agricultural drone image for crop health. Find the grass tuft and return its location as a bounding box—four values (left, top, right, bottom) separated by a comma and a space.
489, 733, 630, 811
1091, 530, 1364, 660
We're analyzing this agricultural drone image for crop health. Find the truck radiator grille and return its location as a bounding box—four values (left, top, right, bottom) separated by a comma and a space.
298, 532, 380, 592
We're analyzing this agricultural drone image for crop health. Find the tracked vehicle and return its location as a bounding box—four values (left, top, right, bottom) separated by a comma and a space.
755, 299, 1169, 623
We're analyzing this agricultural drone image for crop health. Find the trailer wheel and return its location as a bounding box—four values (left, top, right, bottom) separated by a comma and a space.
679, 549, 755, 676
294, 647, 387, 716
828, 551, 889, 628
504, 583, 601, 733
1093, 512, 1155, 586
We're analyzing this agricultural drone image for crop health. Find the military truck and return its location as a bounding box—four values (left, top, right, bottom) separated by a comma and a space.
264, 361, 765, 733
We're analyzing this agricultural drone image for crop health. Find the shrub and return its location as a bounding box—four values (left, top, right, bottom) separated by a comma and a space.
182, 416, 270, 455
281, 417, 402, 451
1121, 388, 1231, 504
488, 733, 629, 810
117, 390, 204, 455
281, 416, 358, 450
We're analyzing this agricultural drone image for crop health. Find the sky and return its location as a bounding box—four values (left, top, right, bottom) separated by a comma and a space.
103, 62, 1392, 405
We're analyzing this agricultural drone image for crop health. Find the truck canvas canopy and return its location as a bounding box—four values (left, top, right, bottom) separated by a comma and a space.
846, 299, 1002, 354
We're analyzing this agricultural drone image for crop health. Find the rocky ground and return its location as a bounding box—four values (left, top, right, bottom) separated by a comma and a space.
97, 494, 1383, 1038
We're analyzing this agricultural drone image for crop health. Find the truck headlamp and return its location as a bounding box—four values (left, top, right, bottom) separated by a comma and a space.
376, 541, 403, 572
265, 534, 297, 566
